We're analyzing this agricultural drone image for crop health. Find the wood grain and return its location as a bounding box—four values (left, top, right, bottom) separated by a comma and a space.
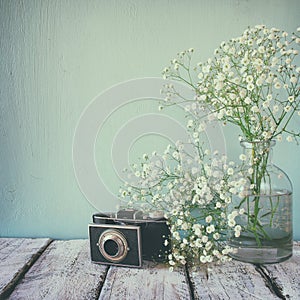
99, 261, 191, 300
189, 260, 278, 300
2, 239, 300, 300
0, 238, 51, 299
7, 240, 108, 300
257, 241, 300, 299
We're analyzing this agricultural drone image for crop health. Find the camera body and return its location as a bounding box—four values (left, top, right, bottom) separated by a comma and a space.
89, 209, 171, 268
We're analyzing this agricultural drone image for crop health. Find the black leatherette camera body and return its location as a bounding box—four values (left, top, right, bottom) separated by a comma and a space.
89, 210, 171, 268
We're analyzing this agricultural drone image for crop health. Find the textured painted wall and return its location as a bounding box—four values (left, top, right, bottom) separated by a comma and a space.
0, 0, 299, 239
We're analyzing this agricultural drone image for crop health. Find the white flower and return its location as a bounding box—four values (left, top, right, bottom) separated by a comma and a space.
215, 202, 222, 208
198, 123, 206, 132
239, 208, 245, 215
262, 100, 270, 108
227, 168, 234, 175
288, 96, 295, 103
182, 222, 189, 230
205, 215, 213, 223
234, 231, 241, 237
169, 260, 175, 266
194, 227, 202, 237
239, 154, 247, 161
247, 83, 254, 91
202, 65, 211, 73
202, 235, 208, 243
213, 233, 220, 240
241, 56, 250, 65
244, 97, 252, 104
195, 238, 202, 247
274, 81, 281, 89
207, 225, 215, 233
258, 46, 265, 53
177, 219, 183, 226
200, 255, 207, 263
228, 219, 236, 227
286, 58, 292, 65
187, 119, 194, 128
266, 94, 272, 101
246, 75, 253, 83
286, 136, 293, 142
290, 75, 297, 84
251, 106, 260, 113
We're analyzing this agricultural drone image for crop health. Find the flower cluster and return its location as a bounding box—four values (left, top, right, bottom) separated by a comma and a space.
161, 25, 299, 248
162, 25, 300, 143
120, 140, 241, 269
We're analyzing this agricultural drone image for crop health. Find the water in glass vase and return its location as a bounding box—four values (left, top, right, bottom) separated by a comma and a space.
228, 190, 293, 264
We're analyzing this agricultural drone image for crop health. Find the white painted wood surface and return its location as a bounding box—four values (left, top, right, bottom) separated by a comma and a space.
190, 260, 277, 300
1, 238, 300, 299
6, 240, 108, 300
258, 241, 300, 299
99, 261, 191, 300
0, 238, 51, 299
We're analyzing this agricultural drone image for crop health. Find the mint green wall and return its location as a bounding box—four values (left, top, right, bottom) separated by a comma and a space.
0, 0, 299, 239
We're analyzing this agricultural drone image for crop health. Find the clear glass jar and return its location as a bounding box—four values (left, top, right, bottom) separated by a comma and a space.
227, 140, 293, 264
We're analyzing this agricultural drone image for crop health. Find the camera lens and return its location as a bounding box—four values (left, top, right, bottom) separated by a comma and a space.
103, 240, 119, 256
98, 229, 129, 263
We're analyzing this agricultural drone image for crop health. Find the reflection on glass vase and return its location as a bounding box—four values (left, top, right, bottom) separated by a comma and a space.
228, 140, 293, 264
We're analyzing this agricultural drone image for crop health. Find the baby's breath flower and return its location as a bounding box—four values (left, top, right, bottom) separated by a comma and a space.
274, 81, 281, 89
234, 231, 241, 237
288, 96, 295, 103
290, 75, 297, 84
187, 119, 194, 128
205, 215, 213, 223
227, 167, 234, 175
228, 219, 236, 227
239, 154, 247, 161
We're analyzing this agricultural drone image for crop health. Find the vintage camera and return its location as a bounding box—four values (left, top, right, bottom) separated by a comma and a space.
89, 209, 171, 267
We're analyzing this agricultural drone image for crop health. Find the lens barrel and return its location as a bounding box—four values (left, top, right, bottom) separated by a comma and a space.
98, 229, 129, 263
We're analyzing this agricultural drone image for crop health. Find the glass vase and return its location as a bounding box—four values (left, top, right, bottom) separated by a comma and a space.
227, 140, 293, 264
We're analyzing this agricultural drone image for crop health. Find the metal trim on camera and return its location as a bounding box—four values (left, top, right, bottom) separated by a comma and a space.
98, 229, 129, 263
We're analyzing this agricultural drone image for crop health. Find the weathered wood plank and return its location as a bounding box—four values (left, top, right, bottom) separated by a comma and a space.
7, 240, 108, 300
99, 261, 191, 300
0, 238, 51, 299
189, 260, 278, 300
258, 241, 300, 299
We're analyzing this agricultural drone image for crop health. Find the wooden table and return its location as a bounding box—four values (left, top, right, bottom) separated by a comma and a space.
0, 239, 299, 299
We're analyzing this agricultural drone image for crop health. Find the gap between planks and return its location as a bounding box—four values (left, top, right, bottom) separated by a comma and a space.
0, 238, 52, 300
188, 241, 300, 300
6, 240, 108, 300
